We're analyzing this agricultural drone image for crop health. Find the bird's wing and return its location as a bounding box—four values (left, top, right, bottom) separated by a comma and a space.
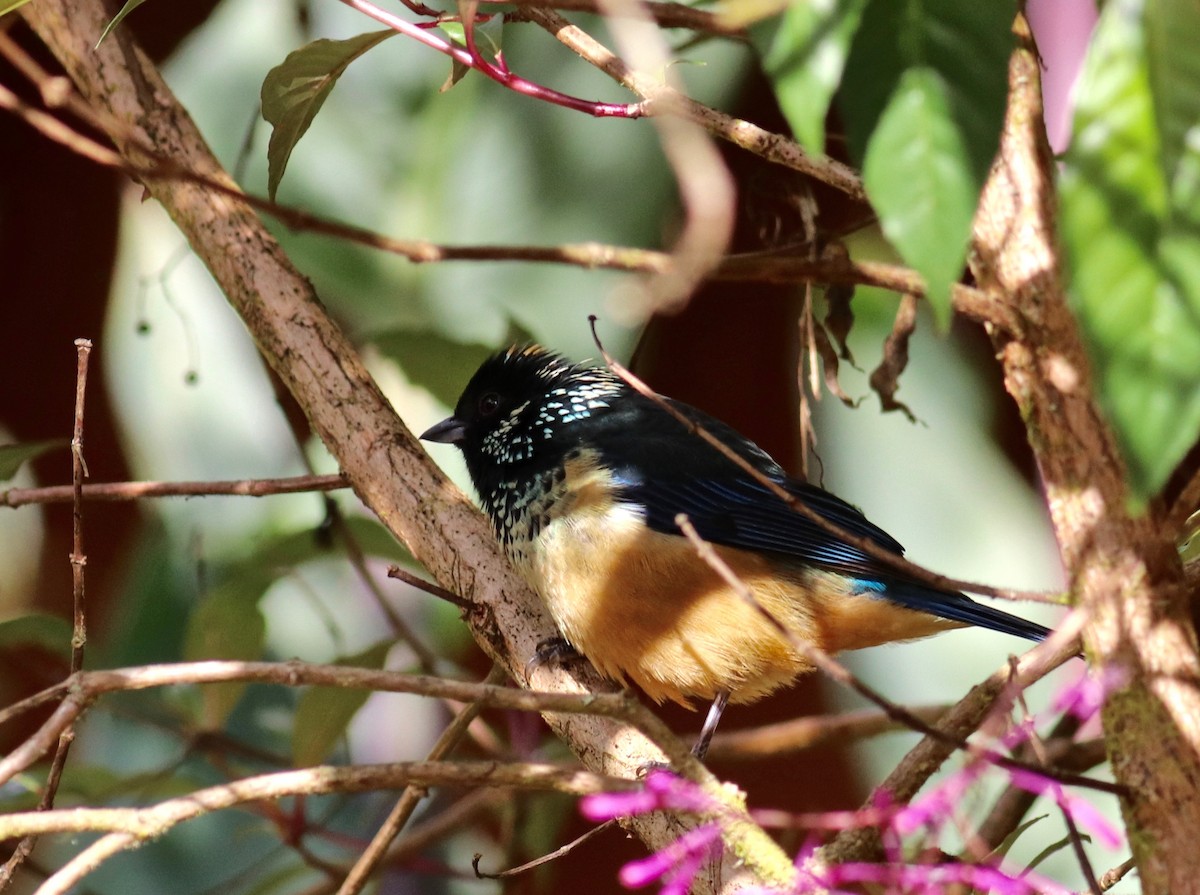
626, 472, 906, 580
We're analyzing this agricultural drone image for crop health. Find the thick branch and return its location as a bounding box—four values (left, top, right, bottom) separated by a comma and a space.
18, 3, 792, 891
967, 17, 1200, 894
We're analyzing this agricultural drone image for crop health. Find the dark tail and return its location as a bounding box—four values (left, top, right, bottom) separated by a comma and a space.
880, 580, 1050, 643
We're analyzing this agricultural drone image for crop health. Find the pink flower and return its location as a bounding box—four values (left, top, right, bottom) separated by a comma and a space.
618, 823, 723, 893
580, 770, 717, 822
1052, 667, 1128, 723
1008, 769, 1123, 849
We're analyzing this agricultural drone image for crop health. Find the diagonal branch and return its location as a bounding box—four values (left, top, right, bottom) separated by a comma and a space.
16, 3, 791, 891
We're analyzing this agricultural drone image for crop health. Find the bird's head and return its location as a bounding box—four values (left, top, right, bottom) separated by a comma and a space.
420, 345, 626, 489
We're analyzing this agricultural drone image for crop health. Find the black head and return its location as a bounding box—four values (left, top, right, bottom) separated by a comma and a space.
420, 345, 627, 490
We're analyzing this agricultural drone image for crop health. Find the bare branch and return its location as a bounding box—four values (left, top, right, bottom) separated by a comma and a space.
1, 474, 348, 507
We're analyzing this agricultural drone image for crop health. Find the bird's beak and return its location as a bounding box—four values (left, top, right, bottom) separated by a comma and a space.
420, 416, 467, 445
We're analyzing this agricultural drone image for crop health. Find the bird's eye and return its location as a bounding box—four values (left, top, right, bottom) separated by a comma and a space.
477, 391, 502, 417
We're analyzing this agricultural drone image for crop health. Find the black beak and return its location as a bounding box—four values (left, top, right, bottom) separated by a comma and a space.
420, 416, 467, 445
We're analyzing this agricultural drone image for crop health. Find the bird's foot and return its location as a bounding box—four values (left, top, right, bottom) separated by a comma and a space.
524, 636, 585, 683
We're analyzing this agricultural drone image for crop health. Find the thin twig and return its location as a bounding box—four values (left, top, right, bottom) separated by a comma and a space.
473, 819, 616, 878
325, 502, 441, 673
704, 705, 951, 761
589, 0, 735, 314
69, 338, 92, 670
524, 6, 865, 198
9, 760, 634, 895
497, 0, 740, 36
0, 660, 684, 786
341, 0, 643, 117
0, 473, 349, 507
335, 665, 508, 895
0, 341, 95, 890
1098, 857, 1135, 891
387, 565, 474, 610
0, 42, 1017, 332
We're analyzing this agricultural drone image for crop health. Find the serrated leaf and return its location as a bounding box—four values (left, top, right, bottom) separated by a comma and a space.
292, 640, 392, 767
183, 582, 267, 729
0, 439, 67, 481
862, 69, 975, 326
95, 0, 150, 46
370, 329, 498, 408
751, 0, 869, 155
1060, 0, 1200, 502
261, 30, 395, 201
0, 614, 72, 657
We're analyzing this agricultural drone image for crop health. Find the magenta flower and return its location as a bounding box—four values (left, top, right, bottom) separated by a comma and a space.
1052, 666, 1128, 723
618, 823, 723, 893
1008, 768, 1123, 849
580, 770, 718, 822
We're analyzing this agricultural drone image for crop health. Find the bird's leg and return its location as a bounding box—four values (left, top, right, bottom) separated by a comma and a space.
524, 635, 585, 683
691, 690, 731, 761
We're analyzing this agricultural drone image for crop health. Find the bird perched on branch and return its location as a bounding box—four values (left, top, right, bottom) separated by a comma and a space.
422, 345, 1050, 759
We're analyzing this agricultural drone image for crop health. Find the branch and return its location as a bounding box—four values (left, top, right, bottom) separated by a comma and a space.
0, 59, 1014, 329
523, 6, 866, 199
2, 760, 630, 895
967, 16, 1200, 893
0, 473, 348, 507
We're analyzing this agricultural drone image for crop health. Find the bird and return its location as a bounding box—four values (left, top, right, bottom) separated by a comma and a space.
421, 345, 1051, 759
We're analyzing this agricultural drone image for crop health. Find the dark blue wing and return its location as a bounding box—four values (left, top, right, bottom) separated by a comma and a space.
594, 395, 1048, 643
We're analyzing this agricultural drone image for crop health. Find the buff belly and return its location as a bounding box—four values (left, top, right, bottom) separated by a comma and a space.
508, 459, 957, 708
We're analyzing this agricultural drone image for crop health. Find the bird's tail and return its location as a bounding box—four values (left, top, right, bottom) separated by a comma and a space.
878, 580, 1051, 643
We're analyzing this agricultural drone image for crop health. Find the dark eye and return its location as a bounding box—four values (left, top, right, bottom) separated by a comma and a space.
477, 391, 501, 416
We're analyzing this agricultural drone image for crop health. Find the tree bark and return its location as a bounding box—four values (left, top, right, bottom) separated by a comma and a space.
18, 1, 793, 891
969, 17, 1200, 894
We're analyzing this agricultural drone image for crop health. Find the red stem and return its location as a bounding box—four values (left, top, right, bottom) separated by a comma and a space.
340, 0, 643, 118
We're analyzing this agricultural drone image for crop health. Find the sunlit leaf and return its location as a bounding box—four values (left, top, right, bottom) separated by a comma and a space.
840, 0, 1014, 325
862, 69, 975, 326
182, 582, 267, 729
0, 439, 67, 481
261, 30, 395, 201
1060, 0, 1200, 502
95, 0, 151, 45
751, 0, 868, 155
291, 640, 392, 767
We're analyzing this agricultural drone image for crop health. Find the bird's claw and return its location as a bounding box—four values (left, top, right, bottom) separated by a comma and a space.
524, 636, 584, 684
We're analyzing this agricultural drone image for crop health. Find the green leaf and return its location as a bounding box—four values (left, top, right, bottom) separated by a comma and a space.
261, 30, 395, 201
95, 0, 151, 47
862, 69, 976, 325
183, 581, 268, 729
839, 0, 1014, 325
370, 329, 499, 408
0, 439, 67, 481
291, 640, 393, 767
0, 0, 34, 14
1060, 0, 1200, 501
840, 0, 1014, 177
751, 0, 869, 155
0, 614, 72, 658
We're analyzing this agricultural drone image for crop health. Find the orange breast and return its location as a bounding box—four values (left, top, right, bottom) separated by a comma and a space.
511, 455, 959, 708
